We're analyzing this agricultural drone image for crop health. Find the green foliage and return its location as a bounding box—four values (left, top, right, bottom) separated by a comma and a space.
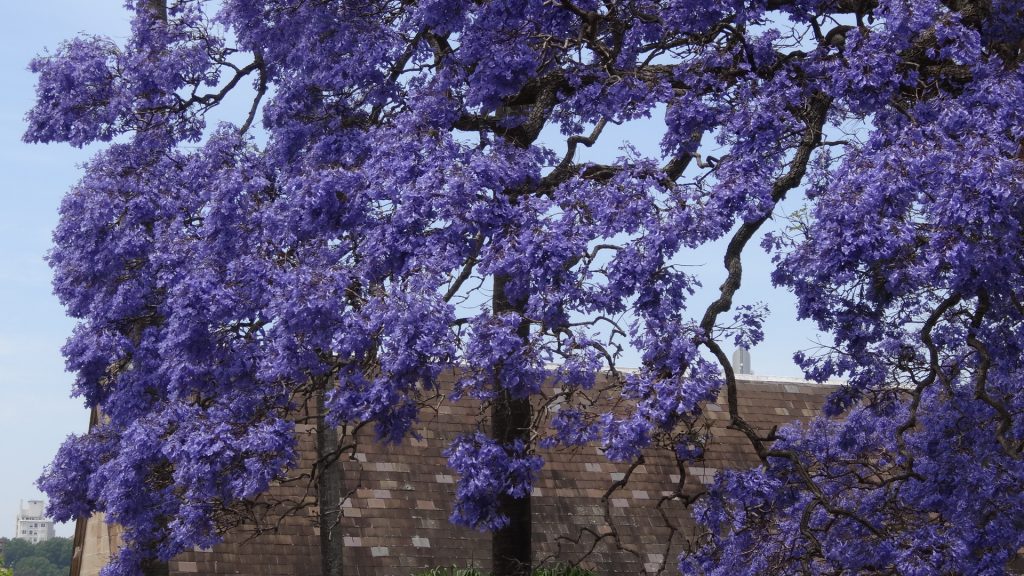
414, 567, 486, 576
414, 565, 594, 576
533, 565, 595, 576
1, 538, 72, 576
12, 557, 62, 576
33, 540, 71, 570
2, 541, 33, 569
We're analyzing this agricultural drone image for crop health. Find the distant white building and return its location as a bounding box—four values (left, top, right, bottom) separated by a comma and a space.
15, 500, 54, 544
733, 346, 753, 375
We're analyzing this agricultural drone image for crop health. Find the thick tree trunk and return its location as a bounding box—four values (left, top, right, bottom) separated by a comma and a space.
146, 0, 168, 21
317, 389, 345, 576
141, 558, 169, 576
491, 274, 533, 576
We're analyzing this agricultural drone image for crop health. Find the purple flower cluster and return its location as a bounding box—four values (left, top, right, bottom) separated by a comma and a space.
25, 0, 1024, 573
685, 381, 1024, 575
445, 433, 544, 530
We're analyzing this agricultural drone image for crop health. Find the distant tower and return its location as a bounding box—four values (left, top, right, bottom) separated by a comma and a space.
732, 347, 752, 375
14, 500, 54, 543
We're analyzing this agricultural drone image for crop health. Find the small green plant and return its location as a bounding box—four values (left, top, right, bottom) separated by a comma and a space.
414, 566, 487, 576
414, 565, 595, 576
533, 564, 596, 576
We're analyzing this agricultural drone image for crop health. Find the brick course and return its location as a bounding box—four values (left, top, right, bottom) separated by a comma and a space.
73, 374, 833, 575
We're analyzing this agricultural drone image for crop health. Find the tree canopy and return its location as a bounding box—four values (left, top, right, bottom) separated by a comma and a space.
11, 557, 62, 576
2, 538, 72, 576
27, 0, 1024, 575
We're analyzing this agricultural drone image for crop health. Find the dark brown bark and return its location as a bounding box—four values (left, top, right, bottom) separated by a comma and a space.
317, 388, 345, 576
146, 0, 168, 22
490, 274, 533, 576
141, 559, 169, 576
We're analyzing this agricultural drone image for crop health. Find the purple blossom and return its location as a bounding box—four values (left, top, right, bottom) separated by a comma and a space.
445, 433, 544, 530
25, 0, 1024, 573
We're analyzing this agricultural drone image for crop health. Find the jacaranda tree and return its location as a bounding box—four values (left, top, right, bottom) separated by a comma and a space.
27, 0, 1024, 575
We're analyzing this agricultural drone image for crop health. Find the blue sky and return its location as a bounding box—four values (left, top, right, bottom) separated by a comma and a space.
1, 1, 131, 538
0, 2, 824, 540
